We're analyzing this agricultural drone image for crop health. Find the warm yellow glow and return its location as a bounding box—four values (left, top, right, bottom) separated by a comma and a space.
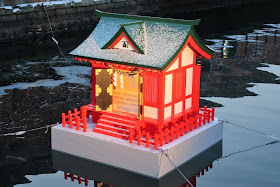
112, 70, 140, 115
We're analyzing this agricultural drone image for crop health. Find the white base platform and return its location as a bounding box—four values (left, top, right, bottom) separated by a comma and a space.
51, 118, 223, 179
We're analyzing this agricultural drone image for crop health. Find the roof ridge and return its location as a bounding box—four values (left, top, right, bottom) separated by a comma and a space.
96, 9, 200, 26
121, 21, 145, 27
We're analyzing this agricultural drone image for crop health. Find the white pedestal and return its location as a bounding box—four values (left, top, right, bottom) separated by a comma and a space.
51, 118, 223, 179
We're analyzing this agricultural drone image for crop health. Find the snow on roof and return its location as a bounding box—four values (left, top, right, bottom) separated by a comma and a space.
122, 21, 146, 53
70, 10, 197, 69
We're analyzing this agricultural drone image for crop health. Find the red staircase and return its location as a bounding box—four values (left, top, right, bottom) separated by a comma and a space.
93, 112, 137, 140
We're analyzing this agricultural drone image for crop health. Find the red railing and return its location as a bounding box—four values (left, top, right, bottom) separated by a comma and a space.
64, 172, 88, 186
199, 106, 215, 123
60, 104, 215, 150
128, 106, 215, 150
62, 108, 87, 132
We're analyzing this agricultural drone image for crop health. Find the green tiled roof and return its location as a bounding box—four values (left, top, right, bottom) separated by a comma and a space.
70, 10, 213, 70
102, 21, 146, 54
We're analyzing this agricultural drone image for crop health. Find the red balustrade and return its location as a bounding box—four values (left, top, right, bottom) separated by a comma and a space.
61, 104, 215, 151
61, 108, 87, 132
64, 172, 89, 186
128, 106, 215, 150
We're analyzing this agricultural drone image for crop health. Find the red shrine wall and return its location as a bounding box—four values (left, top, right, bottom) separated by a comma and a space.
162, 40, 201, 121
141, 39, 202, 122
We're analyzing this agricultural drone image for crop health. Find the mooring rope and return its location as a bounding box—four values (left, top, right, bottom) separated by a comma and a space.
0, 123, 59, 137
159, 148, 194, 187
221, 119, 279, 140
216, 139, 279, 161
44, 6, 66, 59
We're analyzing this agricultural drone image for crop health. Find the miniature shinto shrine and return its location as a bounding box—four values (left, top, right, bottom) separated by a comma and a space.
51, 10, 223, 179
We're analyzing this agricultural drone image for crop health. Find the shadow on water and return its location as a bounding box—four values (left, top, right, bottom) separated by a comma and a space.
0, 2, 280, 187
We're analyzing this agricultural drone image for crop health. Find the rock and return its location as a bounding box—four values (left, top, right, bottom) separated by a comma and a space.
0, 8, 13, 16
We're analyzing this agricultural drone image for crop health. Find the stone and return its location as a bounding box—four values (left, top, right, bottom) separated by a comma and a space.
106, 8, 113, 13
20, 19, 32, 26
96, 3, 108, 10
114, 2, 123, 9
72, 0, 94, 7
66, 7, 76, 15
142, 0, 154, 6
77, 7, 87, 13
16, 14, 26, 21
85, 11, 94, 18
130, 1, 137, 6
32, 18, 47, 25
17, 7, 34, 14
86, 5, 96, 12
66, 14, 76, 21
30, 12, 38, 19
45, 9, 56, 17
0, 22, 5, 28
5, 20, 19, 27
99, 0, 112, 4
50, 16, 60, 23
33, 4, 45, 12
76, 12, 86, 19
53, 3, 72, 9
2, 15, 17, 22
112, 0, 127, 2
136, 0, 142, 5
0, 8, 13, 16
44, 5, 56, 11
105, 3, 114, 9
55, 9, 67, 16
35, 11, 46, 19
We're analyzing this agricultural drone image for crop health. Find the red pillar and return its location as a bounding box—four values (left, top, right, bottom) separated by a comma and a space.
92, 65, 96, 122
196, 65, 201, 110
92, 65, 96, 106
158, 72, 164, 122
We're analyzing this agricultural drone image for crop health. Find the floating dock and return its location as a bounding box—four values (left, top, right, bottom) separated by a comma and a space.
51, 118, 223, 179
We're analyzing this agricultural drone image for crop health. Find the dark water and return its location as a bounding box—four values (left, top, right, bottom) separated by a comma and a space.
1, 3, 280, 187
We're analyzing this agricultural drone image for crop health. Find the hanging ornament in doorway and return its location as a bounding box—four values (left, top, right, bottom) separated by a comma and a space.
113, 71, 118, 87
130, 75, 136, 88
120, 75, 124, 89
128, 75, 132, 87
132, 75, 135, 88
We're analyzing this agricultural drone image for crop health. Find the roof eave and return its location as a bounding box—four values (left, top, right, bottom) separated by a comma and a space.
161, 27, 214, 70
71, 54, 162, 70
188, 26, 214, 58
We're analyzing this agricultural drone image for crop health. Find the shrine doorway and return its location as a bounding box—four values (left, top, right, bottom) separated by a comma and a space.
112, 70, 140, 119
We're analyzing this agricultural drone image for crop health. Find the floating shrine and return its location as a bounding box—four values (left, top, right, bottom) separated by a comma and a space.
51, 10, 223, 179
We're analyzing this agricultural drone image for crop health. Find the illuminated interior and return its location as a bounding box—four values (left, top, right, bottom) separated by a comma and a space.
112, 70, 140, 119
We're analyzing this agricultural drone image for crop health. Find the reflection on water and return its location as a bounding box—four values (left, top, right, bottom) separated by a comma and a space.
1, 4, 280, 187
50, 141, 222, 187
199, 64, 280, 187
199, 23, 280, 99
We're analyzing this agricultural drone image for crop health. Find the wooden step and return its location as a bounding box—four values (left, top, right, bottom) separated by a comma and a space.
95, 123, 130, 135
99, 115, 136, 126
97, 119, 134, 130
93, 128, 129, 140
100, 112, 137, 122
